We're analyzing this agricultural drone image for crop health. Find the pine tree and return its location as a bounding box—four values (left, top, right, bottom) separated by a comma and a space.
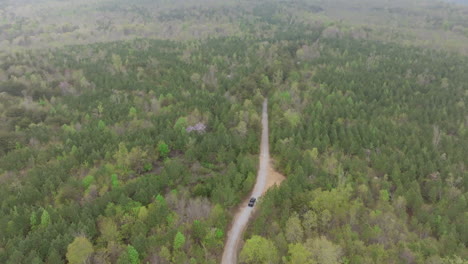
157, 141, 170, 159
40, 209, 50, 228
174, 231, 186, 250
127, 245, 140, 264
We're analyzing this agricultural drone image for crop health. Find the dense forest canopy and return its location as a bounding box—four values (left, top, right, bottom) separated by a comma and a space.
1, 0, 468, 53
0, 0, 467, 263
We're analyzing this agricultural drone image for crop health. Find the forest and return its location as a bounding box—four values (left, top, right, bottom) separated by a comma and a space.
0, 0, 467, 263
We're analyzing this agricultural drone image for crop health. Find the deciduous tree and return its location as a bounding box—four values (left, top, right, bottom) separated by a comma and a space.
240, 235, 279, 264
66, 236, 94, 264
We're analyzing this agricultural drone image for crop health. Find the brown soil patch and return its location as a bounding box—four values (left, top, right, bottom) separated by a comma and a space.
263, 161, 286, 195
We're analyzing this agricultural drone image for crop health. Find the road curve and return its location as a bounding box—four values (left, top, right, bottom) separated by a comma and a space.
221, 99, 270, 264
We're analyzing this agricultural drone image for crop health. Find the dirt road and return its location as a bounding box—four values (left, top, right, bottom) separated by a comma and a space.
221, 100, 285, 264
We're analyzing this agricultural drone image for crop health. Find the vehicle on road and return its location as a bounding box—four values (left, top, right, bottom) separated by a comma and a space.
248, 197, 256, 207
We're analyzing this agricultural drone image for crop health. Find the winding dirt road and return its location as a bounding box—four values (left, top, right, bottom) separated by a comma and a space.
221, 100, 284, 264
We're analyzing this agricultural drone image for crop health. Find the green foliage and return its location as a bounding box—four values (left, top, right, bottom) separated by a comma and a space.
285, 214, 304, 243
112, 54, 124, 73
143, 163, 153, 172
46, 248, 63, 264
305, 236, 343, 264
111, 174, 120, 188
0, 5, 466, 263
284, 109, 300, 128
129, 107, 137, 119
29, 212, 37, 229
159, 246, 171, 263
155, 194, 165, 203
174, 117, 188, 132
379, 189, 390, 202
157, 141, 170, 159
127, 245, 140, 264
306, 148, 319, 161
66, 236, 94, 264
278, 91, 291, 102
82, 175, 95, 189
248, 26, 467, 264
99, 217, 120, 243
174, 232, 186, 250
98, 120, 106, 130
286, 243, 315, 264
192, 220, 207, 242
215, 228, 224, 239
114, 143, 129, 169
240, 235, 279, 264
62, 124, 76, 134
40, 209, 50, 228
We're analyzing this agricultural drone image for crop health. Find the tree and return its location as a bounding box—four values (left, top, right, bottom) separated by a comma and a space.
98, 217, 120, 244
320, 209, 332, 231
286, 243, 315, 264
98, 120, 106, 130
111, 174, 120, 188
235, 121, 248, 137
129, 107, 137, 119
157, 141, 170, 159
285, 214, 304, 243
127, 146, 148, 173
159, 246, 171, 263
442, 256, 466, 264
127, 245, 140, 264
66, 236, 94, 264
117, 251, 129, 264
174, 117, 188, 132
114, 143, 129, 169
379, 189, 390, 202
46, 248, 63, 264
284, 109, 300, 128
192, 220, 207, 243
40, 209, 50, 228
306, 148, 319, 161
97, 103, 104, 117
112, 54, 124, 73
82, 175, 95, 189
30, 211, 37, 229
174, 231, 186, 250
240, 235, 279, 264
137, 206, 148, 221
305, 236, 342, 264
302, 210, 318, 235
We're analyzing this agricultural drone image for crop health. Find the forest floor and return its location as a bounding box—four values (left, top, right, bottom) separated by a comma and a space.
221, 100, 285, 264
